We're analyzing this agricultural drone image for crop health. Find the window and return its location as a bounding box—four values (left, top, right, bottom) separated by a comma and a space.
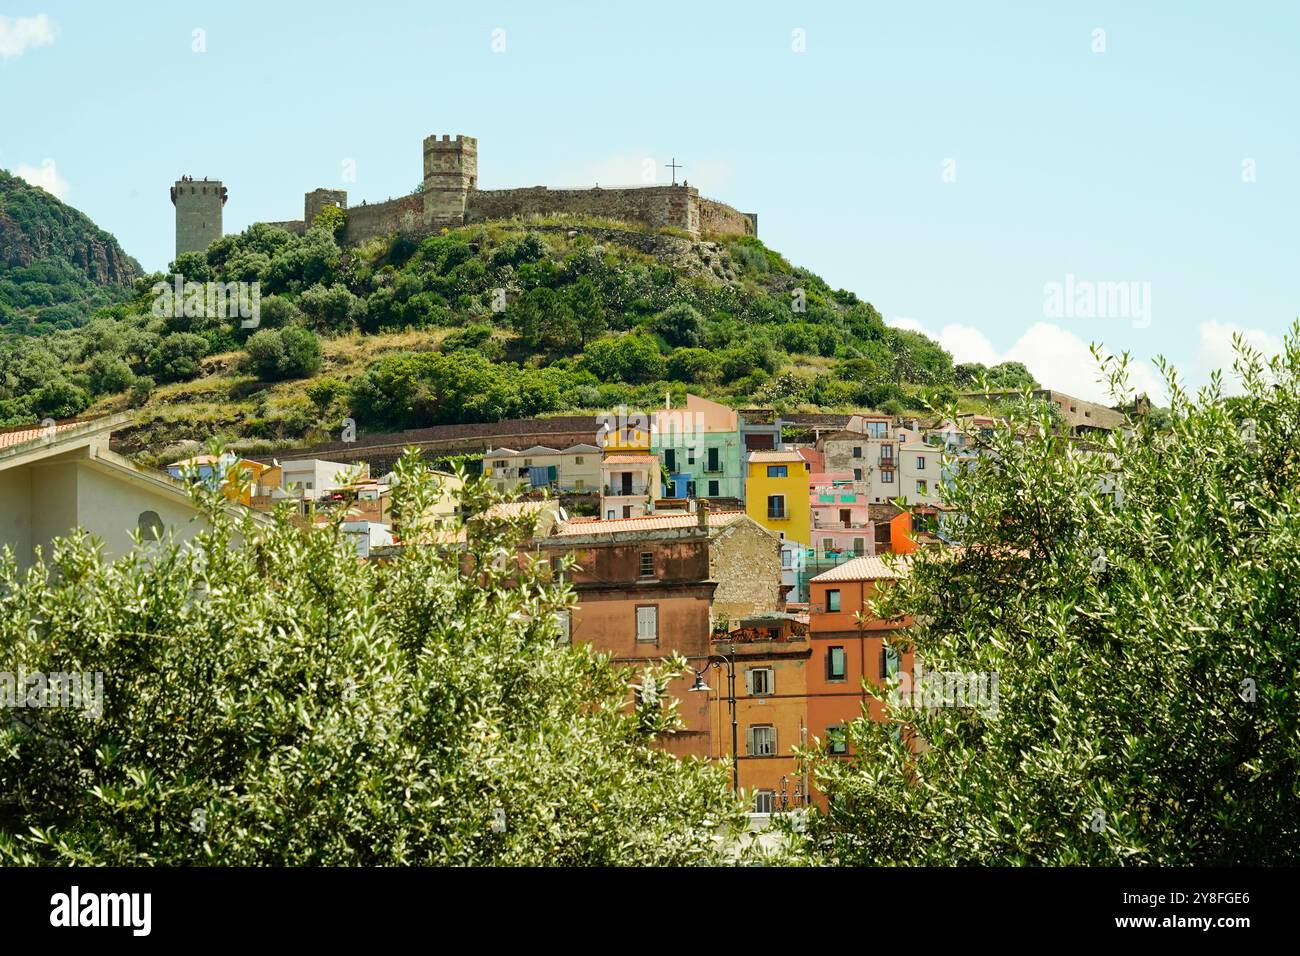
137, 511, 164, 543
635, 605, 658, 642
747, 725, 776, 756
781, 549, 793, 569
916, 456, 926, 470
622, 505, 633, 518
853, 537, 865, 554
880, 645, 900, 680
827, 724, 848, 755
852, 446, 862, 458
606, 510, 615, 520
707, 480, 719, 497
706, 447, 720, 472
574, 456, 584, 465
916, 480, 928, 495
881, 469, 895, 483
853, 468, 862, 481
767, 495, 786, 519
822, 538, 835, 552
522, 459, 531, 467
639, 551, 654, 578
767, 465, 788, 478
753, 790, 776, 814
664, 449, 676, 471
826, 589, 841, 612
839, 508, 851, 525
574, 479, 585, 490
826, 646, 847, 681
687, 449, 696, 465
746, 667, 774, 696
867, 421, 888, 438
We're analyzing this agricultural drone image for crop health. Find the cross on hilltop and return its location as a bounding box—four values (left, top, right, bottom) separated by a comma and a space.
665, 157, 683, 186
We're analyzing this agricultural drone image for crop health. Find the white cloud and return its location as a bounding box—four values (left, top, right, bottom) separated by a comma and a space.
887, 315, 1165, 404
0, 14, 58, 59
15, 158, 70, 200
1194, 321, 1283, 396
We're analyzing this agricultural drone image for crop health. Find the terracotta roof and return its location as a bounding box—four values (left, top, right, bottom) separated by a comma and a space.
810, 554, 910, 583
479, 500, 559, 520
551, 510, 747, 537
601, 454, 657, 465
0, 420, 86, 450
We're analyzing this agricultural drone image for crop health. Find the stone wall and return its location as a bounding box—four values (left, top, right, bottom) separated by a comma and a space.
466, 185, 698, 233
249, 133, 757, 247
342, 194, 425, 245
709, 516, 783, 625
697, 196, 757, 237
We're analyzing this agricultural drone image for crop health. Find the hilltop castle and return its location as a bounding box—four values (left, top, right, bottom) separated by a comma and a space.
171, 134, 757, 258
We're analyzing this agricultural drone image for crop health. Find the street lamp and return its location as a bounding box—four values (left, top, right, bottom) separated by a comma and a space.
689, 651, 739, 795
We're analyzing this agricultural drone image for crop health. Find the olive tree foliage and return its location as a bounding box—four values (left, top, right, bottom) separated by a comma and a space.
0, 450, 749, 865
801, 328, 1300, 865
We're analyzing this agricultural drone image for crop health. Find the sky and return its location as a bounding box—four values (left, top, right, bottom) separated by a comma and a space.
2, 1, 1297, 403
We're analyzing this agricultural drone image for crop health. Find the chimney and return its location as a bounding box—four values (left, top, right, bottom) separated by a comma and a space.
697, 499, 709, 531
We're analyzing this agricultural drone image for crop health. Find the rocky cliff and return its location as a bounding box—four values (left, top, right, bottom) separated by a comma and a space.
0, 168, 141, 331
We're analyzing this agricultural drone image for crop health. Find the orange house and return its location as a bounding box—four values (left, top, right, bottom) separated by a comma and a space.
707, 613, 813, 813
805, 554, 912, 805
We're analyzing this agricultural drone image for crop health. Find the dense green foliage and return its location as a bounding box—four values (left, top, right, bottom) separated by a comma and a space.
801, 331, 1300, 864
1, 213, 979, 438
0, 169, 140, 334
0, 451, 754, 865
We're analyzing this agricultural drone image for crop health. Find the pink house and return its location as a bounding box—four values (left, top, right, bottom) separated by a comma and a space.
810, 472, 874, 557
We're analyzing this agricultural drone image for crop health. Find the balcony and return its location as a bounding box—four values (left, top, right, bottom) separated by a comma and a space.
605, 484, 647, 497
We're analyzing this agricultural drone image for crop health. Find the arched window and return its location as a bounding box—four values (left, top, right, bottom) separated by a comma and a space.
138, 511, 164, 542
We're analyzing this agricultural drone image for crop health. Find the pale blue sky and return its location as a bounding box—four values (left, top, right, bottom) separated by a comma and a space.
3, 1, 1297, 401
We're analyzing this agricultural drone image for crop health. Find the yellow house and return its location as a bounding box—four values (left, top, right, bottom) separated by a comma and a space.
745, 450, 811, 546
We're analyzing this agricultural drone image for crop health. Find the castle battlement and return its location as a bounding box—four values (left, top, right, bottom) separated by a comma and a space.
180, 134, 756, 257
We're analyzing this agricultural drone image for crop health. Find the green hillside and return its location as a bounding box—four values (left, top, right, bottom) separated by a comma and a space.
0, 169, 141, 335
0, 209, 1036, 453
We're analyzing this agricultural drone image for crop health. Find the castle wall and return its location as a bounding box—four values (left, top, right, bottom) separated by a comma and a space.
246, 134, 757, 249
264, 219, 305, 236
465, 185, 697, 233
697, 197, 757, 237
342, 194, 425, 244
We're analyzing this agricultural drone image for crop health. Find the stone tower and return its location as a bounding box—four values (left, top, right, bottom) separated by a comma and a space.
170, 177, 227, 258
422, 134, 477, 228
305, 188, 348, 226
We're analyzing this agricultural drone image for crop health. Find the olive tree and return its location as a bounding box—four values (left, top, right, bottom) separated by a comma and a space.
802, 327, 1300, 865
0, 451, 748, 865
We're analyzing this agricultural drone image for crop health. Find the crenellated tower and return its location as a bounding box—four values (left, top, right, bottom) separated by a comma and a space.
170, 177, 227, 258
422, 134, 477, 227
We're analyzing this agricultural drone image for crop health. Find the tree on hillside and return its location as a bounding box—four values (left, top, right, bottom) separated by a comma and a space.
0, 451, 752, 865
802, 328, 1300, 865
